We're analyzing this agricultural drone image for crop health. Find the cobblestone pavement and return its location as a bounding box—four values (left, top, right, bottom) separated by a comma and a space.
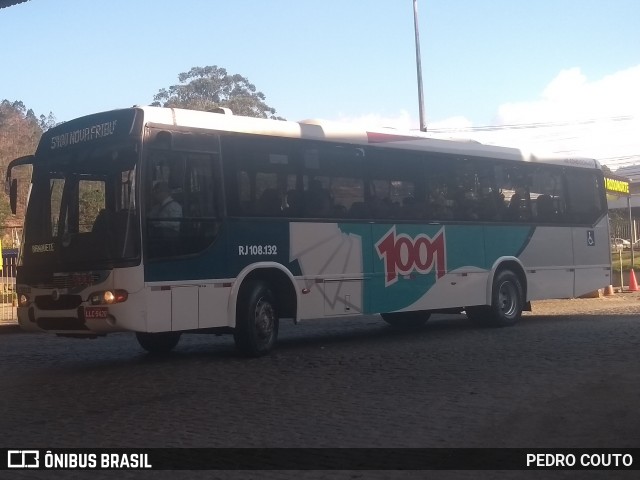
2, 293, 640, 480
526, 290, 640, 316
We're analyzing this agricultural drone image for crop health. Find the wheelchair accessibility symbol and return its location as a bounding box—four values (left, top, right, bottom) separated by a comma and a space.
587, 230, 595, 246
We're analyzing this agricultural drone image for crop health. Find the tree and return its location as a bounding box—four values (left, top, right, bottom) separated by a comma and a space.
0, 1, 30, 9
151, 66, 284, 119
0, 101, 39, 221
0, 100, 56, 237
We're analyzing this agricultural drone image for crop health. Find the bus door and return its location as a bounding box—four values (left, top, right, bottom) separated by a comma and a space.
572, 221, 610, 296
144, 129, 225, 332
567, 170, 610, 297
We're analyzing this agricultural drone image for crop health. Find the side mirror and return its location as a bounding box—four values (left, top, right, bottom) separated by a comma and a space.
6, 154, 35, 215
9, 179, 18, 214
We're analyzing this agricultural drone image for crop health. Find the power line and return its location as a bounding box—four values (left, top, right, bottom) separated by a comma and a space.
426, 115, 639, 171
429, 115, 636, 134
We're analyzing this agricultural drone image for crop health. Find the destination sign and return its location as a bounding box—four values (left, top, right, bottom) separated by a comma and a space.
37, 109, 140, 156
604, 177, 630, 195
50, 121, 118, 150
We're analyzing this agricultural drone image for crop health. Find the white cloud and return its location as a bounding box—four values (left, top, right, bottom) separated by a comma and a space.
334, 110, 415, 130
327, 66, 640, 170
497, 65, 640, 125
438, 66, 640, 170
428, 116, 473, 131
330, 111, 475, 133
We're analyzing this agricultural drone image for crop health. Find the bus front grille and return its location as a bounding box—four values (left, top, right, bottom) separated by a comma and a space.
35, 295, 83, 310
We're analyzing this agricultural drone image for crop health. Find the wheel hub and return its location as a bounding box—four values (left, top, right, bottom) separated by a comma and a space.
498, 282, 518, 318
255, 299, 275, 340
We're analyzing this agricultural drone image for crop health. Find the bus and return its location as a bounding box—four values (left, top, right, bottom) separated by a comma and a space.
5, 106, 611, 356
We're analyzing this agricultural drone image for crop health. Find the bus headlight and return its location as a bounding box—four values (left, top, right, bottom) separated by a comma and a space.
18, 294, 30, 307
89, 289, 128, 305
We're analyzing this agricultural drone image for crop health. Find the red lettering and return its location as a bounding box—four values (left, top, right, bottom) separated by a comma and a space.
396, 236, 414, 273
375, 227, 446, 286
84, 307, 108, 319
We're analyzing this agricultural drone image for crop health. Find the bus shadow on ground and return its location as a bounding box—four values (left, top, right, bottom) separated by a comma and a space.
26, 310, 640, 372
119, 310, 640, 357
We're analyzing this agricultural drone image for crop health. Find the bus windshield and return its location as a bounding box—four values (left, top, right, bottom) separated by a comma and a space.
22, 144, 140, 270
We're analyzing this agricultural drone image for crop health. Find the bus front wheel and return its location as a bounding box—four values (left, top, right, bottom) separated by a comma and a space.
381, 311, 431, 329
234, 281, 279, 357
136, 331, 181, 354
466, 270, 524, 327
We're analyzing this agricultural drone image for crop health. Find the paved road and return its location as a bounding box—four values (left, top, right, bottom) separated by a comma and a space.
1, 294, 640, 479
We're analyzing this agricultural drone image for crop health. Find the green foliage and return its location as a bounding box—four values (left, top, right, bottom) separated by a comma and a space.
0, 195, 10, 228
611, 250, 640, 273
79, 182, 105, 232
0, 100, 57, 232
152, 65, 284, 119
38, 111, 58, 132
1, 101, 42, 221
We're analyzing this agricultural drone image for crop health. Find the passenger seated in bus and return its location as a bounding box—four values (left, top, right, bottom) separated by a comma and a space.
257, 188, 282, 216
400, 195, 423, 220
507, 191, 528, 221
92, 209, 113, 236
305, 181, 332, 217
428, 189, 454, 220
148, 181, 182, 235
478, 189, 505, 221
401, 196, 428, 220
348, 201, 369, 218
332, 204, 348, 217
285, 189, 304, 217
454, 188, 481, 220
536, 194, 555, 222
370, 196, 393, 219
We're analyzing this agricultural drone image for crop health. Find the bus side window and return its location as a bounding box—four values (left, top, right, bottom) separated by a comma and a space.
495, 165, 531, 222
565, 170, 604, 225
304, 180, 332, 217
257, 188, 283, 216
178, 153, 219, 252
528, 168, 565, 224
284, 189, 304, 216
535, 194, 555, 222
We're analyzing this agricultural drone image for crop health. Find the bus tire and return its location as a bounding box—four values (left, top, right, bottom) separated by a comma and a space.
136, 331, 181, 354
466, 270, 523, 327
381, 311, 430, 329
234, 281, 279, 357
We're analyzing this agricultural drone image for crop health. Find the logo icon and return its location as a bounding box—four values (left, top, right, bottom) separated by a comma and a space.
375, 226, 446, 286
587, 230, 595, 247
7, 450, 39, 468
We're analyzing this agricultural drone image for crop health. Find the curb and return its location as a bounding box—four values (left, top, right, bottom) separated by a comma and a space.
0, 323, 21, 334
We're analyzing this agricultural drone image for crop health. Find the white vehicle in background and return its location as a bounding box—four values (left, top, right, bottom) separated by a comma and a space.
611, 238, 631, 252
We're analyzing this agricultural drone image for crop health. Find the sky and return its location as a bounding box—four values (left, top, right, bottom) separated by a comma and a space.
2, 0, 639, 172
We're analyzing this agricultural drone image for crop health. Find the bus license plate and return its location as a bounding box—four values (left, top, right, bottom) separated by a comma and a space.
84, 307, 108, 320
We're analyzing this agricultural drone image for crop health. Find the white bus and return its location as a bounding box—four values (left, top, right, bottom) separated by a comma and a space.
6, 106, 611, 356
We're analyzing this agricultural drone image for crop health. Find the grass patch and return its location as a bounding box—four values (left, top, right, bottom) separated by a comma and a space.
611, 250, 640, 272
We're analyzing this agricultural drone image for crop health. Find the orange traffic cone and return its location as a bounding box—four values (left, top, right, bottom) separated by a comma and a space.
604, 285, 615, 296
629, 269, 639, 292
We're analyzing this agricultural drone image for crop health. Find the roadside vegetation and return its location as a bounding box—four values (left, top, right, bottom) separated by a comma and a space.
611, 249, 640, 272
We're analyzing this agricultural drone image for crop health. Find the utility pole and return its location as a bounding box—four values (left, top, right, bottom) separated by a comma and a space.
413, 0, 427, 132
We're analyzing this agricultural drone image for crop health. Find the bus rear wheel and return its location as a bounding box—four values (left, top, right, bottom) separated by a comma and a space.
381, 311, 431, 329
136, 331, 181, 354
466, 270, 524, 327
234, 281, 279, 357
